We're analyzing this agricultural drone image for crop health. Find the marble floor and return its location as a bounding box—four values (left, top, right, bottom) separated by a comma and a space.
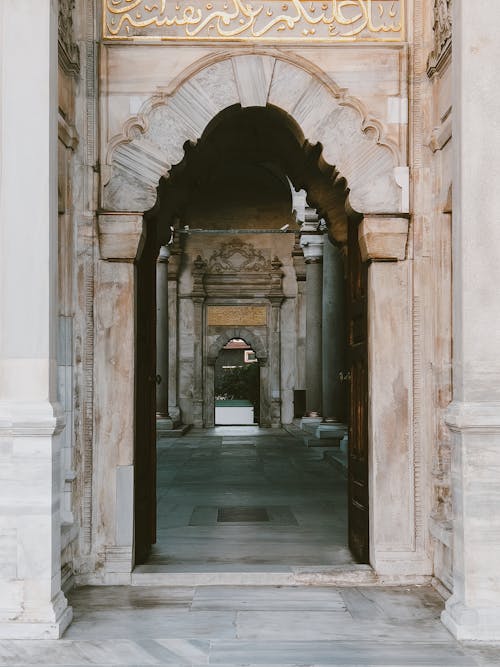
3, 428, 500, 665
138, 426, 355, 576
2, 585, 500, 665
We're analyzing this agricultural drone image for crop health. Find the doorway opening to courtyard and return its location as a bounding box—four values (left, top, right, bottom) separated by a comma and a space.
214, 339, 261, 425
133, 103, 369, 575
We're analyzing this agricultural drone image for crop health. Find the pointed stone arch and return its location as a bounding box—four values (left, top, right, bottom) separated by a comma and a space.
207, 328, 268, 367
102, 52, 408, 217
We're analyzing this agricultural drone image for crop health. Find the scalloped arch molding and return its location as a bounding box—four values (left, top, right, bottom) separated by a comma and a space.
103, 54, 408, 215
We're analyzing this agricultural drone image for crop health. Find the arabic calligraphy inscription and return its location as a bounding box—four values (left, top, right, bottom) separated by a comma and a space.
103, 0, 404, 42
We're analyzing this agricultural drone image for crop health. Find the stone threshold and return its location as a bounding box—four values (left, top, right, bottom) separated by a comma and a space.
129, 564, 432, 588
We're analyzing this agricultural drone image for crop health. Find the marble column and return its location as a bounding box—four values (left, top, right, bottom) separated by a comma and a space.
191, 256, 207, 428
156, 247, 172, 431
0, 0, 72, 638
168, 246, 181, 424
300, 234, 324, 414
322, 238, 346, 420
441, 0, 500, 641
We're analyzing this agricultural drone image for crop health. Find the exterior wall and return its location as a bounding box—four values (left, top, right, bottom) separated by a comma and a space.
80, 0, 423, 586
11, 0, 500, 641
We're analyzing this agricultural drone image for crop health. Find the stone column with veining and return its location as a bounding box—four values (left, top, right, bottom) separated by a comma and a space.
191, 255, 207, 428
322, 237, 346, 420
269, 257, 284, 427
167, 242, 182, 425
300, 231, 324, 414
441, 0, 500, 641
0, 0, 72, 638
156, 246, 173, 432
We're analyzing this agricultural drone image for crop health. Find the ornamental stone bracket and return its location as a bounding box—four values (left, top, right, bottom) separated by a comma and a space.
358, 216, 409, 262
97, 214, 145, 261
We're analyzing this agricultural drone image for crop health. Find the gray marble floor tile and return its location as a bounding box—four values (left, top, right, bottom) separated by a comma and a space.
68, 587, 194, 612
208, 640, 475, 665
63, 610, 236, 640
235, 611, 454, 642
192, 587, 346, 611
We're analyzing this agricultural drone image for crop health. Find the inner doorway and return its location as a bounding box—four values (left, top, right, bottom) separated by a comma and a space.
134, 105, 369, 571
215, 339, 260, 425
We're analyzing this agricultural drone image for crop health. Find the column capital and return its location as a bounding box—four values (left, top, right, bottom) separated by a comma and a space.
158, 245, 170, 263
97, 213, 145, 262
300, 234, 324, 262
358, 216, 409, 262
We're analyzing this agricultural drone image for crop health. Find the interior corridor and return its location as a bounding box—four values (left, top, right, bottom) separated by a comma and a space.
137, 427, 354, 576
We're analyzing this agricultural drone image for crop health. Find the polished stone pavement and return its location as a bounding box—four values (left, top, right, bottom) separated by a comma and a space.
1, 585, 499, 665
2, 427, 500, 665
139, 426, 354, 576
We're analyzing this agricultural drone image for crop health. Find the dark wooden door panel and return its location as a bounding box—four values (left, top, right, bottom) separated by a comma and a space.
347, 218, 369, 564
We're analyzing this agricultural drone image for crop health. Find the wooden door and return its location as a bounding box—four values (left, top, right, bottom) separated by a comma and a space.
347, 217, 369, 563
134, 219, 158, 565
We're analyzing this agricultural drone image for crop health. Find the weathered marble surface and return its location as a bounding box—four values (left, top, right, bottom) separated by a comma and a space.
0, 584, 497, 665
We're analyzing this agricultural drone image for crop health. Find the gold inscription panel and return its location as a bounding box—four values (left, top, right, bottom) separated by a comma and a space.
207, 305, 267, 326
103, 1, 404, 42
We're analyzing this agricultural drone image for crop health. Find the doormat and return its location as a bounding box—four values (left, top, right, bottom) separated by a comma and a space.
217, 506, 269, 522
189, 505, 298, 526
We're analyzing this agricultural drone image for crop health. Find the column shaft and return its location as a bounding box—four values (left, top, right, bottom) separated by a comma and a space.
305, 258, 323, 413
156, 247, 171, 427
0, 0, 71, 638
322, 240, 345, 420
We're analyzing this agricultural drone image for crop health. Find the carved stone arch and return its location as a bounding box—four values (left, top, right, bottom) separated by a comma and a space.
207, 328, 268, 367
102, 52, 407, 217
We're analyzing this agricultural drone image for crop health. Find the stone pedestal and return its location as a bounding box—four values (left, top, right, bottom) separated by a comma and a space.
0, 0, 72, 638
441, 0, 500, 641
300, 234, 324, 414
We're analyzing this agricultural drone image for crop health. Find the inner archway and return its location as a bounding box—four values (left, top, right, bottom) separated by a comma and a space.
214, 339, 260, 425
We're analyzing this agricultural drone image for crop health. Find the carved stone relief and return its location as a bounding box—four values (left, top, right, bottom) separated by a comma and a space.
207, 241, 271, 274
427, 0, 452, 77
59, 0, 80, 76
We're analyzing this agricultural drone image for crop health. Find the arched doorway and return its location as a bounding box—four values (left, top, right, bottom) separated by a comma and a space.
96, 53, 420, 579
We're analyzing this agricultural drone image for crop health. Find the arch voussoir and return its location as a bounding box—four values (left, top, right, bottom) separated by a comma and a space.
103, 53, 407, 217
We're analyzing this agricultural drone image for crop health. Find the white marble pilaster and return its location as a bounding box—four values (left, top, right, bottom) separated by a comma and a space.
441, 0, 500, 641
360, 217, 430, 576
94, 214, 145, 580
0, 0, 72, 638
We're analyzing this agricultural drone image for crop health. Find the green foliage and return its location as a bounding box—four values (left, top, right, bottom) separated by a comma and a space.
216, 364, 260, 408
